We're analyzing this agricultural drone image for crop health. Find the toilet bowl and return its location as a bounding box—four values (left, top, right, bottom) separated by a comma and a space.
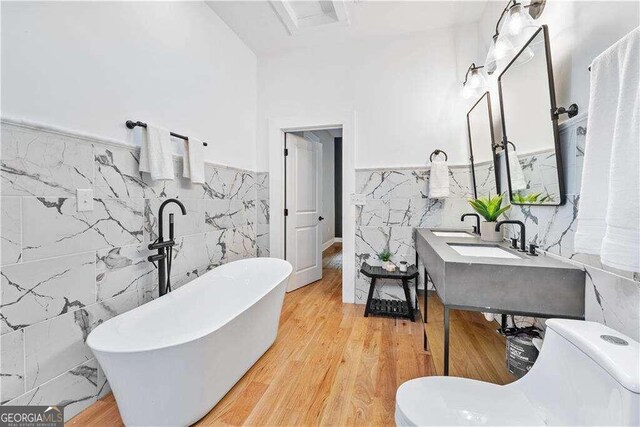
396, 319, 639, 426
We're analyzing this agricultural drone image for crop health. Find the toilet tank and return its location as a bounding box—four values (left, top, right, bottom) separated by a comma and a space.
511, 319, 639, 426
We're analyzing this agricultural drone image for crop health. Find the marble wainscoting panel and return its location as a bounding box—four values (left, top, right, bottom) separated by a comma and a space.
95, 145, 213, 201
256, 171, 269, 258
0, 330, 25, 404
356, 170, 429, 200
204, 230, 227, 269
582, 263, 640, 341
204, 167, 256, 201
7, 359, 99, 421
354, 226, 415, 303
224, 225, 257, 263
448, 166, 474, 198
1, 252, 95, 335
95, 243, 155, 302
94, 146, 152, 199
144, 198, 205, 241
504, 195, 579, 258
387, 198, 444, 228
205, 199, 246, 230
354, 166, 476, 304
169, 233, 209, 288
1, 125, 93, 197
23, 290, 142, 392
1, 196, 22, 265
21, 197, 144, 262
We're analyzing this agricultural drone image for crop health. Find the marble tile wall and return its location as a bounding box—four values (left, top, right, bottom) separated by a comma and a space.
0, 121, 258, 419
256, 172, 270, 257
501, 116, 640, 340
354, 166, 475, 303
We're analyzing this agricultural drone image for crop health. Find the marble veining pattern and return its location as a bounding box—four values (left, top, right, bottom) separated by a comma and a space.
22, 197, 144, 261
1, 196, 22, 265
355, 165, 473, 302
0, 121, 259, 419
256, 172, 270, 257
1, 126, 93, 197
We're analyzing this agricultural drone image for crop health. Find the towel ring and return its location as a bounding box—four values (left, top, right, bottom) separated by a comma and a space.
430, 149, 448, 162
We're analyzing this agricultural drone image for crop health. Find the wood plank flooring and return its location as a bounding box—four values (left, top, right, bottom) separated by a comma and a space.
69, 244, 512, 426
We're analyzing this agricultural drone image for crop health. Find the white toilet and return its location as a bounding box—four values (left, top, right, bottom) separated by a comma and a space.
396, 319, 639, 426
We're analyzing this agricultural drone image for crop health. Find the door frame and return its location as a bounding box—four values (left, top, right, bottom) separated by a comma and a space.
268, 112, 356, 303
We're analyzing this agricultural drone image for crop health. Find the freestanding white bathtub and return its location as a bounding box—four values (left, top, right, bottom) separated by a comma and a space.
87, 258, 293, 426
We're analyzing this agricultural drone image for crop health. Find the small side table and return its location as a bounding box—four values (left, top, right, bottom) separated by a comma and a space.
360, 263, 419, 321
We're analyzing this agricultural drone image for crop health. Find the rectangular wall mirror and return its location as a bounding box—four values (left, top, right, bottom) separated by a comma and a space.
467, 91, 498, 198
498, 25, 565, 206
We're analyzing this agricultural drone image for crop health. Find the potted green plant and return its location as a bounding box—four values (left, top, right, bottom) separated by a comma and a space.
468, 194, 511, 242
378, 250, 395, 272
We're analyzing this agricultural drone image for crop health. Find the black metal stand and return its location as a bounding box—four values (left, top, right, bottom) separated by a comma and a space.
361, 263, 419, 322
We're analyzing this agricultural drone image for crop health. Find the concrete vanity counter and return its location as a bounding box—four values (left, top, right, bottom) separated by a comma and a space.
415, 227, 586, 376
414, 228, 585, 319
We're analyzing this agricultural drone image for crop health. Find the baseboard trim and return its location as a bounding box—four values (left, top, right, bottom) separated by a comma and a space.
322, 238, 336, 251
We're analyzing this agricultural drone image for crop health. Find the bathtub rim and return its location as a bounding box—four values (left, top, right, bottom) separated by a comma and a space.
87, 257, 292, 355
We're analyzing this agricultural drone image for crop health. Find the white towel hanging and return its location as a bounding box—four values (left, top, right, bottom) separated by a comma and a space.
139, 124, 174, 181
575, 27, 639, 272
182, 137, 205, 185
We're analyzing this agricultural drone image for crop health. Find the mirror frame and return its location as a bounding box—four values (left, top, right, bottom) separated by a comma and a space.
497, 25, 566, 206
467, 91, 499, 199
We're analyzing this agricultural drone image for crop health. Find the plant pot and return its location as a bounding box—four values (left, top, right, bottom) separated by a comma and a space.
480, 221, 503, 242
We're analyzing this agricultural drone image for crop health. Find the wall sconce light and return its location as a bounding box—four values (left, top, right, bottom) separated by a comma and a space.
485, 0, 545, 75
462, 63, 487, 99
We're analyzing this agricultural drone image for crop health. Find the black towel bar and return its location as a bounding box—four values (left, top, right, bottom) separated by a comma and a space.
125, 120, 208, 146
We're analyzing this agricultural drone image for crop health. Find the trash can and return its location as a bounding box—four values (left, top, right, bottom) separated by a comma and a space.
505, 327, 542, 378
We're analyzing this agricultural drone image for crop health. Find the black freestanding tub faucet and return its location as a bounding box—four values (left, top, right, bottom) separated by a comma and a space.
148, 199, 187, 296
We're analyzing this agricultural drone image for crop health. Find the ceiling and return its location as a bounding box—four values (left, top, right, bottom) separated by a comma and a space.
206, 1, 488, 56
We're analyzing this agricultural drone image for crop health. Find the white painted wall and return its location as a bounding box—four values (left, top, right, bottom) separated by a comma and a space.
1, 1, 257, 170
257, 23, 480, 170
475, 0, 640, 142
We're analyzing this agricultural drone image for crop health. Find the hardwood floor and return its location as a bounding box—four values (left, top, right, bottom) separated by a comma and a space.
69, 244, 512, 426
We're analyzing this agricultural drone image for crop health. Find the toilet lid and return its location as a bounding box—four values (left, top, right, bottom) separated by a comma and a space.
396, 377, 546, 426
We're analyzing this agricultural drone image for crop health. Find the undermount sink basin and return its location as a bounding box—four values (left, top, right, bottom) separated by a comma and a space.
432, 231, 474, 238
448, 243, 521, 259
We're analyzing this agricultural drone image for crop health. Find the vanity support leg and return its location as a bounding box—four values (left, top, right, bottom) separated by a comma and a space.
444, 306, 450, 376
423, 269, 428, 323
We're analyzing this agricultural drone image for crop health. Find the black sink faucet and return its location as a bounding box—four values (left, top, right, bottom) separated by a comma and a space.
461, 213, 481, 234
148, 199, 187, 296
495, 220, 526, 252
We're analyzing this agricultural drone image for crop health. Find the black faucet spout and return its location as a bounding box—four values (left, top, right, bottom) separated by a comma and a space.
158, 199, 187, 240
461, 213, 481, 234
495, 220, 526, 252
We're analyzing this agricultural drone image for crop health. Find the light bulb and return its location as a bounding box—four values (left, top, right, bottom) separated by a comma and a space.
503, 3, 534, 37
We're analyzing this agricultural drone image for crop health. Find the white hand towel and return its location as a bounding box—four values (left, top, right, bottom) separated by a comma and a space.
139, 124, 174, 181
429, 159, 450, 198
575, 27, 639, 272
182, 137, 205, 185
508, 150, 527, 191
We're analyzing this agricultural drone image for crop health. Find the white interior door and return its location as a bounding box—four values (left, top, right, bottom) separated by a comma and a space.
285, 133, 323, 292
